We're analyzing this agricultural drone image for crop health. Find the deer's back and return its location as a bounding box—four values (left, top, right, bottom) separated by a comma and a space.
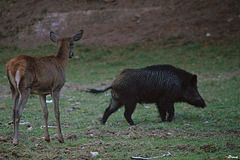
6, 55, 66, 95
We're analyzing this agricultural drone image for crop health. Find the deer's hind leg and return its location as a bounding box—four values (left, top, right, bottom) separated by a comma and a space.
13, 88, 30, 145
39, 95, 50, 142
10, 83, 19, 121
10, 83, 19, 145
8, 76, 19, 121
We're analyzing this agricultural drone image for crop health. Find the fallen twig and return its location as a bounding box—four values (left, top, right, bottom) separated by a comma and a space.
131, 152, 171, 159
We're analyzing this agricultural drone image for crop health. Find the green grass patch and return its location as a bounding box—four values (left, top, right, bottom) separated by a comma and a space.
0, 41, 239, 159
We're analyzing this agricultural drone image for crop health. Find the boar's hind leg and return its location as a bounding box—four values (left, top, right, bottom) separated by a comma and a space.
101, 98, 122, 124
124, 102, 137, 125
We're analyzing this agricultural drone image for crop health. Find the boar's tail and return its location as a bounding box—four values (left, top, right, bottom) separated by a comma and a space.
87, 86, 113, 95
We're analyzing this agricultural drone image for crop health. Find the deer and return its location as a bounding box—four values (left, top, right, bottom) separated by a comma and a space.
6, 30, 83, 145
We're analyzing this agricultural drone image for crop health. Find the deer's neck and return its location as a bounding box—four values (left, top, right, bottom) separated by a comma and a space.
56, 41, 69, 69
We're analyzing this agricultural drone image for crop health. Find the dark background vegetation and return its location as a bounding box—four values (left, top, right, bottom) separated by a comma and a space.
0, 0, 240, 47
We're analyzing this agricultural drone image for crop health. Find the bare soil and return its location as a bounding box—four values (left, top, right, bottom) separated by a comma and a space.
0, 0, 239, 47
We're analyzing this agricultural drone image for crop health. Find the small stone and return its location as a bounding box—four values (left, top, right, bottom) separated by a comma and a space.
90, 151, 99, 156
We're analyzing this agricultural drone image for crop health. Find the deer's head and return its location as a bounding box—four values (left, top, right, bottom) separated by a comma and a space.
50, 30, 83, 58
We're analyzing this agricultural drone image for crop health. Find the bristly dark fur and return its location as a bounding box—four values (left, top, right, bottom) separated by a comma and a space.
88, 64, 206, 125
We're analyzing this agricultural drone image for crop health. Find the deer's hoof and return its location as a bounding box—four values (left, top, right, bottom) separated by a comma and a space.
45, 138, 51, 142
13, 139, 18, 146
58, 137, 64, 143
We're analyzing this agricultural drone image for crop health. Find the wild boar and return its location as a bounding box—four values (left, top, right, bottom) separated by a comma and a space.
88, 64, 206, 125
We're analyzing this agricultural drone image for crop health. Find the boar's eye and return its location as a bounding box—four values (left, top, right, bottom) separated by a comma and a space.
190, 75, 197, 86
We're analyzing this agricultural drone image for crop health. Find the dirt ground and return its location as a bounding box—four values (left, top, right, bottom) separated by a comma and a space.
0, 0, 239, 47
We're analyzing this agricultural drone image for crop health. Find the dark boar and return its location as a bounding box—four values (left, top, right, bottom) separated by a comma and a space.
88, 64, 206, 125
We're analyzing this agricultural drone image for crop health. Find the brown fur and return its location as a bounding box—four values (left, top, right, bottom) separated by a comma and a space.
6, 30, 83, 145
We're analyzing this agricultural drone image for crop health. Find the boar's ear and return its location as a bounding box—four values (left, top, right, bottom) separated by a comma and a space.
190, 75, 197, 86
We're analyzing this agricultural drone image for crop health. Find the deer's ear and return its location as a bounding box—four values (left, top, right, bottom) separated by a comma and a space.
70, 30, 83, 42
50, 31, 59, 43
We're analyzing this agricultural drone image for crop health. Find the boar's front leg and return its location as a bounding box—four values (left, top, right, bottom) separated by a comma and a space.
157, 103, 167, 122
166, 104, 175, 122
157, 102, 174, 122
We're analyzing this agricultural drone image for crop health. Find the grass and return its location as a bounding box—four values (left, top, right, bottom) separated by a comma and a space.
0, 40, 239, 159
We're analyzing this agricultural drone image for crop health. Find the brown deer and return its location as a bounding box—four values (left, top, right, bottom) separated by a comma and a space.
6, 30, 83, 145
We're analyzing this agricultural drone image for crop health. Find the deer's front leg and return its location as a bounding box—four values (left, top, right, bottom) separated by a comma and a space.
52, 90, 64, 143
39, 95, 50, 142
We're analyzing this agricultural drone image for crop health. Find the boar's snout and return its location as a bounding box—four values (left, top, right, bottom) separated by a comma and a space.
184, 87, 207, 108
196, 98, 207, 108
188, 97, 206, 108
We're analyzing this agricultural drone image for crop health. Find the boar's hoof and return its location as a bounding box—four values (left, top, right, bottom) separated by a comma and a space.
167, 117, 174, 122
129, 122, 135, 126
101, 120, 106, 125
